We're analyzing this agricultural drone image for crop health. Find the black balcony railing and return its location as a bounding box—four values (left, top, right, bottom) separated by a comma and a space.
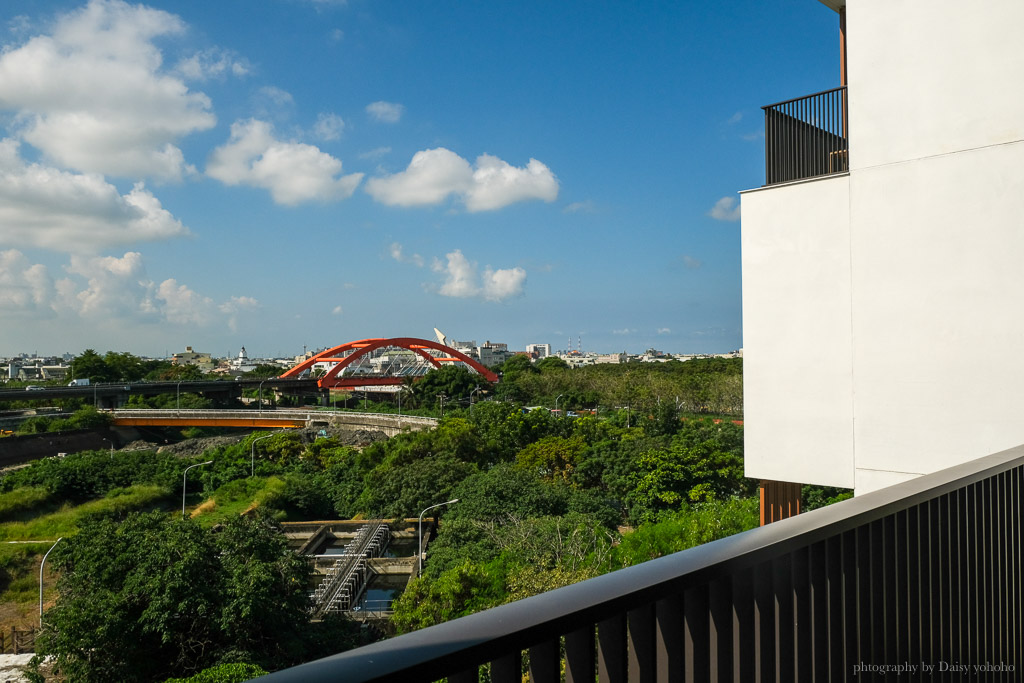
764, 86, 848, 185
258, 444, 1023, 682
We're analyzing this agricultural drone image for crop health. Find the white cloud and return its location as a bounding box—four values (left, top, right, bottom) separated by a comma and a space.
434, 250, 478, 298
206, 119, 363, 205
155, 277, 216, 325
313, 113, 345, 141
612, 328, 635, 335
681, 255, 702, 269
0, 0, 216, 180
175, 48, 249, 81
657, 327, 671, 335
0, 139, 190, 252
0, 249, 258, 330
365, 147, 558, 212
331, 305, 343, 315
366, 101, 404, 123
709, 196, 741, 221
482, 266, 526, 301
389, 242, 423, 267
465, 155, 559, 212
366, 148, 472, 207
428, 249, 526, 302
0, 250, 55, 315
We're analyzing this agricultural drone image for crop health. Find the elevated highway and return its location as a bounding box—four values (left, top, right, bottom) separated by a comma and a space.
110, 409, 437, 437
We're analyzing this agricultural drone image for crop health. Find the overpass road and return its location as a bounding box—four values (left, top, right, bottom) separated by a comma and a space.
111, 409, 437, 436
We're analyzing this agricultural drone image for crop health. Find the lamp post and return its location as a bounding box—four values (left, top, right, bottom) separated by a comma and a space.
101, 438, 114, 458
258, 380, 266, 414
39, 537, 63, 627
555, 394, 565, 416
418, 498, 459, 574
251, 433, 274, 478
182, 460, 213, 518
176, 381, 182, 411
470, 386, 481, 414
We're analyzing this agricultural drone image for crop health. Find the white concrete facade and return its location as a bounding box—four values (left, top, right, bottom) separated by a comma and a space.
741, 0, 1024, 494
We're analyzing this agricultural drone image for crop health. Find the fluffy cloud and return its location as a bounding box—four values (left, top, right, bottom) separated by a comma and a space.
465, 155, 559, 212
66, 251, 153, 318
0, 249, 258, 329
482, 265, 527, 302
366, 148, 472, 207
0, 250, 55, 315
366, 101, 404, 123
612, 328, 635, 335
207, 119, 363, 205
0, 139, 190, 251
709, 196, 741, 221
657, 327, 672, 335
0, 0, 216, 180
681, 255, 702, 269
430, 249, 526, 302
365, 148, 558, 212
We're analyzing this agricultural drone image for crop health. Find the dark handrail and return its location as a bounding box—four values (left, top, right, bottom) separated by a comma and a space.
763, 85, 848, 185
258, 444, 1024, 681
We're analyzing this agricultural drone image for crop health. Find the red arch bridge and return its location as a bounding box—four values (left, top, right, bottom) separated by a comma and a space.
279, 337, 499, 391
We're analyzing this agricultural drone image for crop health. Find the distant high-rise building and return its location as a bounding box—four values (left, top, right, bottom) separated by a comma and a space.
526, 344, 551, 358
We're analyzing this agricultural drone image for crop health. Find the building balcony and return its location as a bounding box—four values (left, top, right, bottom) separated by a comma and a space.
258, 442, 1023, 682
764, 86, 848, 185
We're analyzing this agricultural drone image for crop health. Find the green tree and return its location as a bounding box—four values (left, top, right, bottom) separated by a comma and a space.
534, 356, 569, 372
243, 364, 283, 379
104, 351, 146, 381
71, 349, 110, 383
390, 560, 506, 633
32, 511, 328, 681
514, 435, 587, 482
410, 366, 488, 412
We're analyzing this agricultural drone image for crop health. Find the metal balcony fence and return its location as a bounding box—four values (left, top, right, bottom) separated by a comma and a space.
764, 86, 848, 185
258, 443, 1023, 682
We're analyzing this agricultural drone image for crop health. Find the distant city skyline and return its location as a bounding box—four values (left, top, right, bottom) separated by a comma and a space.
0, 0, 838, 358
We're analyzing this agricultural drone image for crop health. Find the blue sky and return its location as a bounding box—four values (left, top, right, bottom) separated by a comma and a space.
0, 0, 839, 359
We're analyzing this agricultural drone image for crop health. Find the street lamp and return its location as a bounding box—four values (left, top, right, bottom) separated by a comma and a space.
182, 460, 213, 518
101, 438, 114, 459
555, 394, 565, 416
418, 498, 459, 574
258, 380, 266, 414
39, 537, 63, 627
470, 386, 481, 414
176, 381, 183, 411
251, 433, 274, 478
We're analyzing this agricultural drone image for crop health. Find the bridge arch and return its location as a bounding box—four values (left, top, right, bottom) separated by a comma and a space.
280, 337, 499, 389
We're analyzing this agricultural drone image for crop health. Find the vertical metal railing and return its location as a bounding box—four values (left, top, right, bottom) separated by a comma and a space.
763, 86, 848, 185
260, 444, 1024, 682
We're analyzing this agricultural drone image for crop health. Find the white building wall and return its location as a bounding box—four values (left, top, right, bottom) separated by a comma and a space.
741, 175, 855, 488
848, 1, 1024, 170
849, 140, 1024, 491
743, 0, 1024, 495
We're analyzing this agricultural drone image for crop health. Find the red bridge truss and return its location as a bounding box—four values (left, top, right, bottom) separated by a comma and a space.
279, 337, 499, 389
